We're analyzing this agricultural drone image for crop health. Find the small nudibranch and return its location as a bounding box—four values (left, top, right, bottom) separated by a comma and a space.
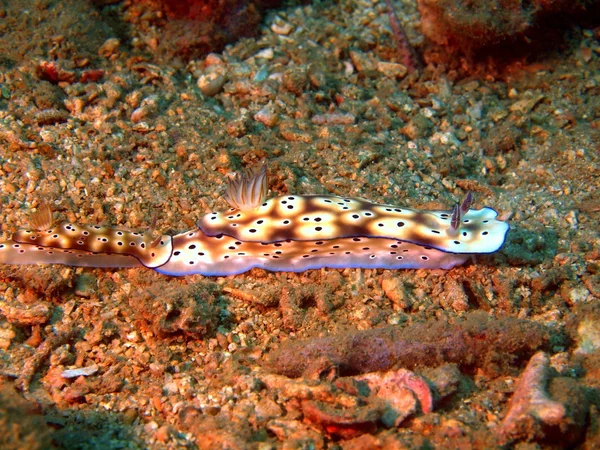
0, 165, 510, 276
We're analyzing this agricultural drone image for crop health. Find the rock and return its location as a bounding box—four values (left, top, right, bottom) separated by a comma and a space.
575, 318, 600, 354
441, 278, 469, 312
254, 398, 283, 423
282, 67, 307, 95
198, 67, 228, 96
418, 0, 592, 55
497, 351, 588, 446
349, 50, 375, 72
271, 17, 293, 35
353, 368, 433, 426
400, 114, 433, 140
381, 277, 412, 310
266, 312, 560, 378
376, 61, 408, 79
254, 102, 279, 127
98, 38, 120, 58
0, 300, 52, 326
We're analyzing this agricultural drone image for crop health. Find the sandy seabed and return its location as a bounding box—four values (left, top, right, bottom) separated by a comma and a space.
0, 0, 599, 448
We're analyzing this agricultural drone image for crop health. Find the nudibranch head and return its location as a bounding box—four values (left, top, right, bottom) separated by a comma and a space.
198, 195, 509, 255
197, 164, 509, 255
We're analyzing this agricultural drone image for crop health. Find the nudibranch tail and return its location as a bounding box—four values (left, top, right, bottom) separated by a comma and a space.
0, 239, 143, 268
0, 204, 138, 268
10, 222, 173, 268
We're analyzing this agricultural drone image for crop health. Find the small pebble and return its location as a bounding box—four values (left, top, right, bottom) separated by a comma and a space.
376, 61, 408, 79
0, 326, 16, 350
98, 38, 120, 58
575, 319, 600, 354
198, 69, 227, 96
271, 17, 293, 35
75, 273, 97, 298
254, 102, 279, 127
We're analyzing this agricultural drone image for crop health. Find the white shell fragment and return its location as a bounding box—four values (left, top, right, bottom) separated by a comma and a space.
271, 17, 293, 35
61, 364, 99, 378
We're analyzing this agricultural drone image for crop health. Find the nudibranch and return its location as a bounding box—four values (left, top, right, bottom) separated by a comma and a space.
0, 165, 509, 276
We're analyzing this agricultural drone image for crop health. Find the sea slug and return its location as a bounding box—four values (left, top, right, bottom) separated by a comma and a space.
0, 165, 509, 276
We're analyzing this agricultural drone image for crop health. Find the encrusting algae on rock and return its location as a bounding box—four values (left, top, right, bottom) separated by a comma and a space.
0, 164, 509, 276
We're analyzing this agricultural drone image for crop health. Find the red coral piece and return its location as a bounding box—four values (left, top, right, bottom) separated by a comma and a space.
80, 69, 105, 83
36, 61, 76, 84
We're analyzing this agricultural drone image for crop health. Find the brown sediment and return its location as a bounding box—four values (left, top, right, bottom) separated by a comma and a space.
0, 385, 54, 449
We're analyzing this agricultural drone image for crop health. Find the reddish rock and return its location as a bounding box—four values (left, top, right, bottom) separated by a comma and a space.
418, 0, 597, 56
266, 311, 561, 378
127, 0, 283, 61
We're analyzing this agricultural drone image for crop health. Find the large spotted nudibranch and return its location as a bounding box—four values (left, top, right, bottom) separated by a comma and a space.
0, 165, 509, 276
